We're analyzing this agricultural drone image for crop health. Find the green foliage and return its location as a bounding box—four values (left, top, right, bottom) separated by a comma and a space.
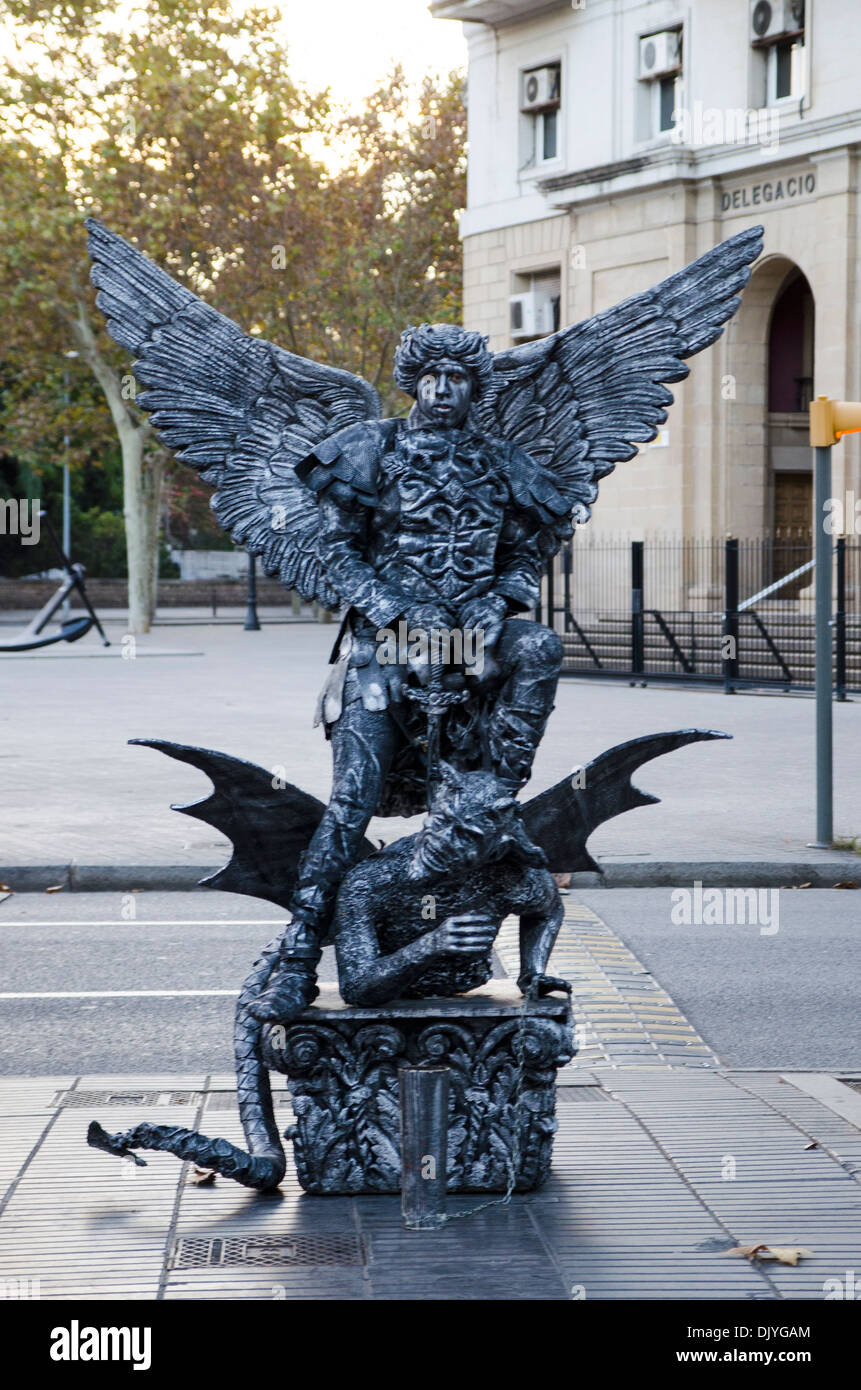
0, 0, 466, 576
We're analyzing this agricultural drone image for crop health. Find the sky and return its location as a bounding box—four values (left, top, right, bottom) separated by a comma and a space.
268, 0, 468, 105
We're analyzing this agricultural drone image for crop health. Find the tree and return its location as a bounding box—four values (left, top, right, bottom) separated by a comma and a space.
0, 1, 465, 631
0, 0, 330, 630
254, 66, 467, 413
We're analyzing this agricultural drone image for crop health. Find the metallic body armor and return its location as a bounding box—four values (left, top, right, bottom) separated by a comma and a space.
264, 414, 569, 1002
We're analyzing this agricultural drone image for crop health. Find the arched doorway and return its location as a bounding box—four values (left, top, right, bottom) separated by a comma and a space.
723, 255, 815, 582
768, 269, 814, 591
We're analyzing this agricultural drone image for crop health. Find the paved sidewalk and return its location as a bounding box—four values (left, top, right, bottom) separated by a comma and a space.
2, 620, 860, 885
1, 899, 860, 1300
3, 1072, 860, 1300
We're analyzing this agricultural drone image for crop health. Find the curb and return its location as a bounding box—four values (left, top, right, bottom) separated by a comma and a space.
1, 858, 859, 893
577, 858, 861, 888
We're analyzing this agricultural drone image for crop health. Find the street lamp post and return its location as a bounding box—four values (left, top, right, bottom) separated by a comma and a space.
244, 552, 261, 631
61, 351, 79, 620
808, 395, 861, 847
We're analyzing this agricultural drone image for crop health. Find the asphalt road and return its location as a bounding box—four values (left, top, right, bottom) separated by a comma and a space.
0, 891, 286, 1074
0, 887, 857, 1075
577, 886, 861, 1071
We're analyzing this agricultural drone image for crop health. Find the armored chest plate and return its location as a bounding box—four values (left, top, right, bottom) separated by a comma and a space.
377, 428, 509, 606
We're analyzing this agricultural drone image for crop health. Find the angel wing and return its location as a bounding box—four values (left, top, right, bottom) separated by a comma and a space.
85, 218, 381, 607
474, 224, 764, 521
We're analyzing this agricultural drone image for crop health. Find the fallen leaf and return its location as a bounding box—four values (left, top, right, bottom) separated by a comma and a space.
804, 1141, 819, 1150
553, 872, 571, 889
796, 882, 813, 889
45, 884, 63, 893
0, 882, 11, 891
728, 1243, 812, 1266
760, 1246, 814, 1266
190, 1166, 216, 1186
834, 881, 858, 890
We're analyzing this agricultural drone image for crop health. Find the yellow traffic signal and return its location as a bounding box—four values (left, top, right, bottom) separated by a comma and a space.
809, 395, 861, 446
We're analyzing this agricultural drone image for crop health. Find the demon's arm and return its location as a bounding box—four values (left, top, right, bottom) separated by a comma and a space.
333, 875, 495, 1007
511, 868, 568, 998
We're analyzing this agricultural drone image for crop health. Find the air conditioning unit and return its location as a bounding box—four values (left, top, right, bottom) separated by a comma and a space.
638, 30, 681, 80
510, 291, 557, 340
520, 66, 560, 113
750, 0, 804, 43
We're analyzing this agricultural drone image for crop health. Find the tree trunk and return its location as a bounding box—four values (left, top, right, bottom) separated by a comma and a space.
121, 427, 151, 635
70, 301, 164, 638
141, 448, 167, 628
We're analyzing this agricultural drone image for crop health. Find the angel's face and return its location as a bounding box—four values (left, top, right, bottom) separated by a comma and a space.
414, 360, 473, 429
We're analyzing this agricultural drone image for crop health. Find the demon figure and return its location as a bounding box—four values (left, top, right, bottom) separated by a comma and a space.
88, 731, 726, 1190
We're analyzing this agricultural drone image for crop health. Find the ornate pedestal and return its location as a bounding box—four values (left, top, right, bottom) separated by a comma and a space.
260, 981, 574, 1195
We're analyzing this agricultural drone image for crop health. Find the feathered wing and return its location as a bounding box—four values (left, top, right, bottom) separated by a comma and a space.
475, 225, 764, 521
85, 218, 382, 607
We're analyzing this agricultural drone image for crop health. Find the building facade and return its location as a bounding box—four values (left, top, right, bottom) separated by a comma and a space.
431, 0, 861, 558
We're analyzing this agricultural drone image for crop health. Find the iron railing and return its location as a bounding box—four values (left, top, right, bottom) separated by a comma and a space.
539, 534, 860, 696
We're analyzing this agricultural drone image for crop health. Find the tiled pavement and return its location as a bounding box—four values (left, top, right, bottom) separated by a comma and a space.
1, 901, 860, 1300
497, 900, 720, 1070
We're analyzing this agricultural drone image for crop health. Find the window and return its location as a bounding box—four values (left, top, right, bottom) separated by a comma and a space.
519, 62, 561, 170
769, 36, 804, 100
510, 269, 561, 345
541, 108, 558, 161
659, 75, 679, 132
752, 5, 806, 107
636, 28, 683, 141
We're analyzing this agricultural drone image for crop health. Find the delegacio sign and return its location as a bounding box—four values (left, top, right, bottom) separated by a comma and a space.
721, 171, 816, 212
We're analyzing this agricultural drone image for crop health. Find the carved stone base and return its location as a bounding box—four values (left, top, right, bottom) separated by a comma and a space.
260, 981, 574, 1195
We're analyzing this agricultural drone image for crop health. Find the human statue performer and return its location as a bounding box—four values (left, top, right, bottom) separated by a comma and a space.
85, 218, 764, 1027
252, 323, 572, 1022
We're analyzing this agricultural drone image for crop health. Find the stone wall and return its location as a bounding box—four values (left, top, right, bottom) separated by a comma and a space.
0, 578, 300, 610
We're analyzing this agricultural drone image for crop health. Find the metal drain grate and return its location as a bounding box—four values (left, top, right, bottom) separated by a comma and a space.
171, 1233, 364, 1269
556, 1086, 613, 1103
55, 1089, 201, 1108
205, 1091, 291, 1111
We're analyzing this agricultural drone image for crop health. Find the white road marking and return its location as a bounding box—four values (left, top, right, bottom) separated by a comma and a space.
0, 990, 241, 999
0, 920, 283, 927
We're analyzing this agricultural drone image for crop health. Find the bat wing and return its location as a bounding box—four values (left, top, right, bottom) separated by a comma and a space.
520, 729, 730, 873
132, 739, 376, 910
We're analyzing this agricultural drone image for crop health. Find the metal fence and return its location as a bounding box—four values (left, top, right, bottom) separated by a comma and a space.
539, 534, 861, 695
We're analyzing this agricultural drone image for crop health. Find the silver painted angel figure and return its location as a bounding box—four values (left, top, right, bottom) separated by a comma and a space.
85, 218, 763, 1023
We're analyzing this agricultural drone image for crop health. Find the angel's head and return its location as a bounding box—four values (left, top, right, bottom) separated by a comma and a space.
395, 323, 493, 427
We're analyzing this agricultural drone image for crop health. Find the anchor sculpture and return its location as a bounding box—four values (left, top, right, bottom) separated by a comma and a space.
0, 511, 109, 652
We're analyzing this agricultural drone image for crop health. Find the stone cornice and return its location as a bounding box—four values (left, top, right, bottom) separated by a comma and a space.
539, 109, 861, 209
430, 0, 568, 25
